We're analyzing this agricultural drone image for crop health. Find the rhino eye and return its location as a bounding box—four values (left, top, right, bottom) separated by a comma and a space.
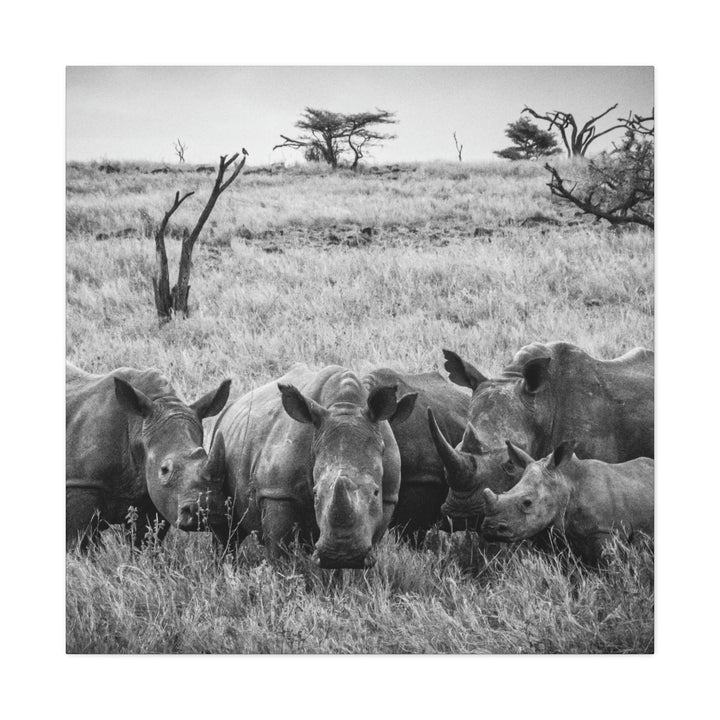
522, 499, 532, 508
373, 489, 379, 497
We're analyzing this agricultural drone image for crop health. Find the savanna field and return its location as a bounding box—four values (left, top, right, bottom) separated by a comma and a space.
65, 160, 654, 653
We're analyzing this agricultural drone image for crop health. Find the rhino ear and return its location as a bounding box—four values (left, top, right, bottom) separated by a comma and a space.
443, 349, 488, 391
366, 385, 399, 423
389, 392, 418, 424
522, 357, 551, 394
192, 379, 231, 419
505, 440, 534, 470
548, 440, 578, 470
278, 384, 328, 427
114, 378, 154, 418
460, 423, 490, 455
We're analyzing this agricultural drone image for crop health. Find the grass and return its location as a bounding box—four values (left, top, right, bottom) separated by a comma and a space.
66, 159, 654, 653
66, 529, 653, 654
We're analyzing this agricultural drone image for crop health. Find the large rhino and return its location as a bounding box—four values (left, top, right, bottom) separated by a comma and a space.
432, 342, 654, 527
362, 368, 469, 543
209, 364, 417, 568
481, 440, 654, 565
66, 364, 230, 549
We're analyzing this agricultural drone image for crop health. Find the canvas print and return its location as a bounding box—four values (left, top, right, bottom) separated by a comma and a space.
66, 66, 654, 653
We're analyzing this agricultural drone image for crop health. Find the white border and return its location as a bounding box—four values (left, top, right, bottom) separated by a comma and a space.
5, 1, 719, 717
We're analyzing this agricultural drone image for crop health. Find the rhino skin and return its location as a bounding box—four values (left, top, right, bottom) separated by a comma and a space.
362, 368, 469, 544
209, 364, 417, 568
481, 440, 654, 565
436, 341, 654, 526
66, 364, 230, 550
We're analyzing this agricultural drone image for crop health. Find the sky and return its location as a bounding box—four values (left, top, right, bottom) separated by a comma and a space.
66, 66, 653, 164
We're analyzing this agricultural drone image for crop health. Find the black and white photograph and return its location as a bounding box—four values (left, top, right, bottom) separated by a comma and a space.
65, 65, 655, 654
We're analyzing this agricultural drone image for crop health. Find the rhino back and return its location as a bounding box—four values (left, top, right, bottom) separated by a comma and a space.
521, 342, 654, 461
566, 457, 654, 540
215, 365, 333, 532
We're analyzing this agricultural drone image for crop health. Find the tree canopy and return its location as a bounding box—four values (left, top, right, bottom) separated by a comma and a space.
494, 117, 561, 161
274, 107, 397, 169
544, 111, 654, 229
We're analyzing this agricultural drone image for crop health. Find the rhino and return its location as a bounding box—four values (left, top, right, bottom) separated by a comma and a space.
434, 342, 654, 527
66, 364, 230, 549
362, 368, 469, 543
481, 440, 654, 565
209, 364, 417, 568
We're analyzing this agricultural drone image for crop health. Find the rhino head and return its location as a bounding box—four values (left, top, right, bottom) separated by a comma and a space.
279, 382, 416, 569
481, 439, 577, 542
427, 407, 520, 528
114, 377, 231, 531
442, 348, 552, 454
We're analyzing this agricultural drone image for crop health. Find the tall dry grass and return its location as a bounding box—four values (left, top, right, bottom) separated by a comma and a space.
66, 160, 653, 653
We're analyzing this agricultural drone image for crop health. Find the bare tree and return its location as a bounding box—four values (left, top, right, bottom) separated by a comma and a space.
453, 131, 463, 162
152, 152, 246, 324
174, 138, 187, 164
152, 190, 194, 322
523, 104, 627, 157
544, 111, 654, 229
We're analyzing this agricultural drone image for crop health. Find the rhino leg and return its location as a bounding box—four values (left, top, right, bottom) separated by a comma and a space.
572, 531, 614, 566
66, 484, 105, 552
260, 498, 301, 561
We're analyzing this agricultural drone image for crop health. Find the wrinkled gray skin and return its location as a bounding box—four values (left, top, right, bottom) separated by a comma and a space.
427, 408, 521, 531
481, 440, 654, 565
210, 365, 416, 568
66, 364, 230, 550
362, 369, 469, 544
438, 342, 654, 527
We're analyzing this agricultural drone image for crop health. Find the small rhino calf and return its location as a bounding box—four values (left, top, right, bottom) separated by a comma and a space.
481, 440, 654, 565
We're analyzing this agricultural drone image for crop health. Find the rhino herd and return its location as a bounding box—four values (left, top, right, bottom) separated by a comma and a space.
66, 341, 654, 567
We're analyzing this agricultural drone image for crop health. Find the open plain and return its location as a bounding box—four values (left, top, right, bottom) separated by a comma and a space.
66, 160, 654, 653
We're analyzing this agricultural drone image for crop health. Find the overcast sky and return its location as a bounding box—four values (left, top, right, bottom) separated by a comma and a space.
67, 66, 653, 164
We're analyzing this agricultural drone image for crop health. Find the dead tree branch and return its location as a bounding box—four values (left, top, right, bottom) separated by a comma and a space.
151, 152, 246, 325
453, 131, 463, 162
523, 104, 625, 157
174, 139, 187, 163
544, 163, 654, 229
172, 153, 246, 317
153, 190, 194, 324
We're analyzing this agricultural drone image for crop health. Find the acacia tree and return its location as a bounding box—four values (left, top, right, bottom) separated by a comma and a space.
494, 117, 560, 160
523, 103, 628, 158
274, 107, 397, 170
544, 111, 654, 229
346, 110, 397, 170
152, 152, 246, 324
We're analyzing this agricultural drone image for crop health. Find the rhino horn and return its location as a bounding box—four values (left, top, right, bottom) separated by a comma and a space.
329, 477, 355, 528
482, 488, 499, 512
427, 408, 475, 491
